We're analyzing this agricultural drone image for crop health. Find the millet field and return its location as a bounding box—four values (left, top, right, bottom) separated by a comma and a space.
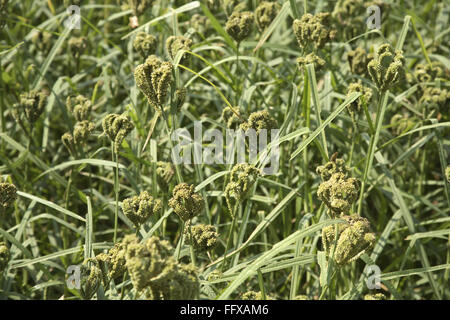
0, 0, 449, 300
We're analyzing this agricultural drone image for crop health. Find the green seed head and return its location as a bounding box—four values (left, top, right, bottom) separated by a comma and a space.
168, 183, 205, 222
101, 113, 134, 153
31, 30, 53, 53
125, 235, 199, 299
66, 95, 92, 122
61, 132, 76, 155
122, 191, 162, 228
166, 35, 192, 64
414, 62, 445, 84
156, 161, 175, 190
134, 55, 173, 109
364, 293, 386, 300
255, 1, 280, 32
296, 53, 326, 71
347, 47, 371, 76
316, 158, 349, 181
186, 224, 219, 252
389, 113, 416, 136
0, 242, 10, 273
73, 120, 95, 145
241, 290, 275, 300
0, 182, 17, 208
225, 11, 254, 43
420, 87, 450, 108
190, 13, 210, 35
346, 82, 372, 116
68, 36, 88, 59
446, 166, 450, 183
222, 0, 246, 16
322, 214, 375, 266
317, 172, 359, 215
174, 87, 187, 111
367, 44, 405, 91
80, 259, 102, 300
225, 163, 261, 215
96, 241, 128, 283
14, 90, 48, 124
293, 13, 336, 49
221, 106, 244, 129
240, 109, 277, 134
152, 61, 173, 108
133, 32, 157, 58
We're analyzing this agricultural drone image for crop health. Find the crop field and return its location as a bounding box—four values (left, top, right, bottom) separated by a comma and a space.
0, 0, 449, 301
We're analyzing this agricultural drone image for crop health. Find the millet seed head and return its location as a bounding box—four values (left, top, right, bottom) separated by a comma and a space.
168, 183, 204, 222
14, 90, 48, 124
255, 1, 280, 32
322, 214, 375, 267
101, 113, 134, 153
347, 47, 371, 76
316, 158, 349, 181
79, 259, 102, 300
364, 293, 386, 300
0, 182, 17, 208
73, 120, 95, 145
293, 13, 336, 49
0, 242, 10, 273
156, 161, 175, 190
133, 32, 157, 58
296, 53, 326, 71
225, 11, 254, 43
186, 224, 219, 252
166, 35, 192, 64
225, 163, 261, 215
317, 172, 359, 215
367, 44, 405, 92
346, 82, 372, 116
66, 95, 92, 122
240, 109, 277, 134
122, 191, 162, 228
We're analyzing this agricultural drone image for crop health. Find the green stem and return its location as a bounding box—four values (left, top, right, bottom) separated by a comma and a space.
113, 143, 119, 243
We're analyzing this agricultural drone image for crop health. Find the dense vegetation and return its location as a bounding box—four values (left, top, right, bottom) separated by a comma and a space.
0, 0, 449, 300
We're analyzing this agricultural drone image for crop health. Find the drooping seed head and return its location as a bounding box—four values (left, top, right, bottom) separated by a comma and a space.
66, 95, 92, 122
128, 0, 153, 17
414, 62, 445, 84
225, 11, 254, 43
317, 172, 359, 215
240, 109, 277, 134
73, 120, 95, 145
322, 214, 375, 266
14, 90, 48, 124
293, 13, 336, 49
168, 183, 204, 222
101, 113, 134, 153
221, 105, 244, 129
186, 224, 219, 252
346, 82, 372, 116
367, 44, 405, 92
446, 166, 450, 183
364, 293, 386, 300
296, 53, 326, 71
347, 47, 371, 76
122, 191, 162, 228
0, 242, 10, 273
255, 1, 280, 32
166, 35, 192, 64
61, 132, 76, 155
133, 32, 157, 58
225, 163, 261, 215
156, 161, 175, 190
316, 158, 349, 181
0, 182, 17, 208
68, 36, 88, 59
79, 259, 102, 300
